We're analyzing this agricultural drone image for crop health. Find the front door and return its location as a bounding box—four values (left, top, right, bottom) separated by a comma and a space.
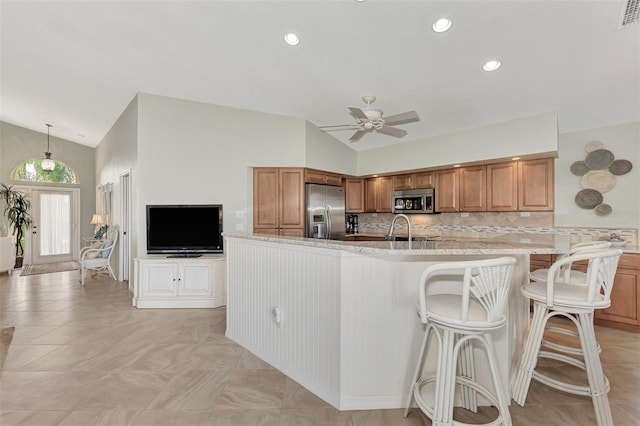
30, 188, 79, 265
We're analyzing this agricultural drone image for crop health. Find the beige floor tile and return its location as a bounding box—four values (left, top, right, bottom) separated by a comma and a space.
0, 410, 70, 426
57, 409, 142, 426
214, 369, 286, 409
146, 369, 233, 410
282, 377, 334, 409
129, 409, 213, 426
206, 408, 281, 426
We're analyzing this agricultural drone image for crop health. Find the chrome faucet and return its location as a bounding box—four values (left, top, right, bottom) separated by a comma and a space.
387, 214, 412, 241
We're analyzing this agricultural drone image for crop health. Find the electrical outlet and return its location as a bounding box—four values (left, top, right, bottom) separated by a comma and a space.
461, 212, 469, 217
520, 238, 531, 244
235, 210, 244, 218
520, 211, 531, 217
272, 307, 282, 327
235, 224, 244, 231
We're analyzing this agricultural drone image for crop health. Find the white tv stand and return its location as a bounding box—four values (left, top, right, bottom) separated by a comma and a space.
132, 254, 226, 309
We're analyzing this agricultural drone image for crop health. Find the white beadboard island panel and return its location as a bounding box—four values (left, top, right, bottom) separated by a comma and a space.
224, 233, 568, 410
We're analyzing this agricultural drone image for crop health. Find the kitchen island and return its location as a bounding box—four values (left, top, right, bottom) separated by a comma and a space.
223, 233, 570, 410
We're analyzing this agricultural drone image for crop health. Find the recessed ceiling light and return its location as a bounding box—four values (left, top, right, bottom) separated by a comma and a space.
432, 17, 452, 33
283, 32, 300, 46
483, 60, 501, 71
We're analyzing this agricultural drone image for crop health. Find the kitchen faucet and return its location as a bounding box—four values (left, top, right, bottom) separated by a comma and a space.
387, 214, 412, 241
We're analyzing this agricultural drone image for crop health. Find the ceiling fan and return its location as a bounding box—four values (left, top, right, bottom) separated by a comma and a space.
320, 95, 419, 142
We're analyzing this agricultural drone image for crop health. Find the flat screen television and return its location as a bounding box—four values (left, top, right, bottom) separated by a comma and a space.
146, 204, 223, 256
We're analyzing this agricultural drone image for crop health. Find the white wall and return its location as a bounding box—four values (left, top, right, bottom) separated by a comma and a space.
304, 121, 358, 176
134, 93, 308, 257
357, 112, 558, 176
96, 97, 139, 277
555, 122, 639, 230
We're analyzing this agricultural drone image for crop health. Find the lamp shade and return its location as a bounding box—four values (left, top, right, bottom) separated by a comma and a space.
41, 157, 55, 171
90, 214, 103, 225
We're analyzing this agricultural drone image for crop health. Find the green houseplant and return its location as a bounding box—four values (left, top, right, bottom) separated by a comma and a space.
0, 184, 33, 268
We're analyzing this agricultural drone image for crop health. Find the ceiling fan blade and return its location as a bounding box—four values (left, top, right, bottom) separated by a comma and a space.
349, 130, 368, 142
383, 111, 419, 126
319, 124, 360, 129
348, 107, 369, 121
377, 125, 407, 138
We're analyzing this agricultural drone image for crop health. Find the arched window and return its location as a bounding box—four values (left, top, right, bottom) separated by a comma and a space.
12, 159, 78, 184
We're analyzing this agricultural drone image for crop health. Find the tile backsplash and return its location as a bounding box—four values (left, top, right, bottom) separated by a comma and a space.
357, 211, 638, 246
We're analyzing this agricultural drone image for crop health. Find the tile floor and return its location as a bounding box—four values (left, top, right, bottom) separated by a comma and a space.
1, 269, 639, 425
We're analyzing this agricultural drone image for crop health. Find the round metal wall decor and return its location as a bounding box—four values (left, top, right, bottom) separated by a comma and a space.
575, 189, 603, 209
594, 203, 612, 217
584, 149, 615, 170
571, 142, 633, 216
609, 159, 633, 176
585, 141, 603, 153
570, 161, 590, 176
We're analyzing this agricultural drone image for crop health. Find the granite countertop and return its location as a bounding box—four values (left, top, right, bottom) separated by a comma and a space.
224, 232, 571, 256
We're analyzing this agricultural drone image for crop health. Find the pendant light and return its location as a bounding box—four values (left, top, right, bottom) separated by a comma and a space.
41, 123, 55, 172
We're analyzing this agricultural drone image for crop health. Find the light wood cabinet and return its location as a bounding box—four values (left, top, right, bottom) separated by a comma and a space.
486, 159, 554, 212
436, 166, 487, 212
595, 253, 640, 332
487, 162, 518, 211
459, 166, 486, 212
253, 167, 305, 235
345, 179, 365, 213
305, 168, 342, 186
518, 158, 554, 211
364, 176, 393, 213
435, 169, 459, 212
393, 171, 434, 190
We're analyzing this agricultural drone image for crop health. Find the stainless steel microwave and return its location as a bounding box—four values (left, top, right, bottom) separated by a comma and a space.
392, 188, 435, 214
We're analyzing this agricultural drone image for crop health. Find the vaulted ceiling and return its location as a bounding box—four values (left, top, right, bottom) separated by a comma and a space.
1, 0, 638, 151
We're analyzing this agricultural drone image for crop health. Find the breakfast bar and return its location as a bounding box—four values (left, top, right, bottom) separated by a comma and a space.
223, 233, 570, 411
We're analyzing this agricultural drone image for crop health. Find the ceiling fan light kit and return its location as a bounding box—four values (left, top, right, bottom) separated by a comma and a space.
321, 94, 420, 143
432, 17, 452, 33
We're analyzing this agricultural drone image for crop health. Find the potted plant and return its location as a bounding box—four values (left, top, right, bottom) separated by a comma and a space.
0, 184, 33, 268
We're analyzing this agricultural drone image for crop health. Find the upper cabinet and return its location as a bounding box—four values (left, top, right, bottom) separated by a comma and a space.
518, 158, 554, 211
345, 179, 365, 213
253, 167, 305, 236
364, 176, 393, 213
393, 171, 434, 190
486, 158, 554, 211
436, 158, 554, 213
304, 169, 343, 187
436, 166, 486, 212
459, 166, 487, 212
435, 169, 459, 212
487, 162, 519, 211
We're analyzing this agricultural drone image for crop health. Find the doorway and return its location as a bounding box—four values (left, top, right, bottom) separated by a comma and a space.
119, 170, 132, 285
22, 186, 80, 265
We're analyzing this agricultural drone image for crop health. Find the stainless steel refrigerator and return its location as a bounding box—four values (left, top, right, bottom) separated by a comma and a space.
305, 184, 346, 239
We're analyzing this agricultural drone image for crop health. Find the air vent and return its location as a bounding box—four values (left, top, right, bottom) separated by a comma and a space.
618, 0, 640, 28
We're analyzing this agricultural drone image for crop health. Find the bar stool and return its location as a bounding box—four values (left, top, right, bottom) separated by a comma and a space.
512, 248, 622, 426
530, 241, 610, 284
404, 256, 517, 426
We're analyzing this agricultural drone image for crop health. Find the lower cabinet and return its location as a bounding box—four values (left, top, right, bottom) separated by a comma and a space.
595, 253, 640, 332
133, 256, 226, 308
